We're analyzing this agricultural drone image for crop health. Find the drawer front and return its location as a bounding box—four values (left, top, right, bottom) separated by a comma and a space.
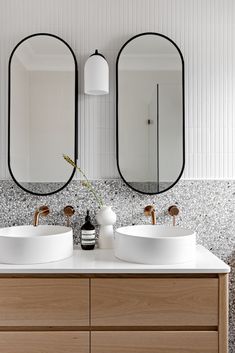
92, 331, 218, 353
91, 278, 218, 326
0, 332, 89, 353
0, 278, 89, 326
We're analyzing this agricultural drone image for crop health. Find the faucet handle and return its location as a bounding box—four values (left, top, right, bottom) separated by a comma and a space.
168, 205, 179, 226
63, 206, 75, 227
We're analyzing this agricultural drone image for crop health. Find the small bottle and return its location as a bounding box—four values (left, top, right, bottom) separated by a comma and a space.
81, 210, 96, 250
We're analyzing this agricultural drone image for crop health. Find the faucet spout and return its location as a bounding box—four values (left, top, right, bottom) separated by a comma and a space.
144, 205, 156, 225
33, 206, 50, 226
33, 209, 40, 227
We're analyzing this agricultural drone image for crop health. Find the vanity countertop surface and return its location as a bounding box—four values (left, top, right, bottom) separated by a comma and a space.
0, 245, 230, 274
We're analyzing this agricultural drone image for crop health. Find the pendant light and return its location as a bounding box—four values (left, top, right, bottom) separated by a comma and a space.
84, 49, 109, 95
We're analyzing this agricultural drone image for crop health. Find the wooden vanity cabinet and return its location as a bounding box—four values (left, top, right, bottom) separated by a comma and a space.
91, 331, 218, 353
0, 332, 89, 353
0, 278, 89, 327
91, 277, 219, 326
0, 274, 228, 353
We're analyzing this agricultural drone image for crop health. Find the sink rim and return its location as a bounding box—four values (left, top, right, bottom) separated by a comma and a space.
0, 225, 72, 238
116, 224, 195, 240
115, 225, 196, 265
0, 225, 73, 265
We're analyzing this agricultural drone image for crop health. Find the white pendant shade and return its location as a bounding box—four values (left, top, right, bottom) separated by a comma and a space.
84, 50, 109, 95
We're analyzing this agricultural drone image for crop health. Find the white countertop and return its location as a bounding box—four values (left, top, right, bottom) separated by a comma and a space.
0, 245, 230, 274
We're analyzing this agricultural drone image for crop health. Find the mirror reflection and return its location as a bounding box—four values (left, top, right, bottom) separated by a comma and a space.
117, 33, 184, 194
9, 34, 77, 195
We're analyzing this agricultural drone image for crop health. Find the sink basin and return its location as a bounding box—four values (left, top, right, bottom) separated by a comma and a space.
0, 225, 73, 264
114, 225, 196, 265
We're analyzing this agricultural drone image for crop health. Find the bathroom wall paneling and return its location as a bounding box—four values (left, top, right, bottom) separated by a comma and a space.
0, 0, 234, 180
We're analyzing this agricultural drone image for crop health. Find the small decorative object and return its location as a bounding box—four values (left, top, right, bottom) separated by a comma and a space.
96, 205, 116, 249
63, 155, 103, 208
84, 49, 109, 95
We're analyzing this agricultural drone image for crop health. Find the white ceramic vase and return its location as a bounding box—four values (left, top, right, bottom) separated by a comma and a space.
96, 206, 116, 249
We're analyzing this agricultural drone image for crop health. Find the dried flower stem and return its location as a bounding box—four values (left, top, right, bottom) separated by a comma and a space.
63, 155, 104, 208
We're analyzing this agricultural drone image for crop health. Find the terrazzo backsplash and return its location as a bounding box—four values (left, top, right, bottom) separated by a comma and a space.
0, 179, 234, 351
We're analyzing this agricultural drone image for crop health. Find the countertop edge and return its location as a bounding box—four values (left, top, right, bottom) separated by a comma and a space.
0, 245, 230, 274
0, 269, 230, 274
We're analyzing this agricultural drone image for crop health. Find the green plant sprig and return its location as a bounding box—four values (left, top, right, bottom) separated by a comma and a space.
63, 154, 104, 208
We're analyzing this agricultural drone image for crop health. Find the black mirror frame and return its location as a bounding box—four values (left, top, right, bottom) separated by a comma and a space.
8, 33, 78, 196
116, 32, 185, 195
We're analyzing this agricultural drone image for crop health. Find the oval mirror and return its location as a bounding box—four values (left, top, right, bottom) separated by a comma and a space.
116, 33, 184, 194
8, 33, 77, 195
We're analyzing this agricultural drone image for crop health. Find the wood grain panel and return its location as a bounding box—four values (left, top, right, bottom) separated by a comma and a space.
218, 274, 229, 353
0, 332, 89, 353
0, 278, 89, 326
91, 278, 218, 326
91, 331, 218, 353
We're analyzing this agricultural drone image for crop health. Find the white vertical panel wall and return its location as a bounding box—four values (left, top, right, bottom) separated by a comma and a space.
0, 0, 234, 180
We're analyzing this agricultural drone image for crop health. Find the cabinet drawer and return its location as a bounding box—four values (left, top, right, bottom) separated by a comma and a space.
0, 332, 89, 353
91, 331, 218, 353
0, 278, 89, 326
91, 278, 218, 326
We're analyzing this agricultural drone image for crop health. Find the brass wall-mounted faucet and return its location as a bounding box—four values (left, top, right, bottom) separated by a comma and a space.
33, 206, 50, 226
168, 205, 179, 226
144, 205, 156, 225
63, 205, 75, 227
144, 204, 180, 226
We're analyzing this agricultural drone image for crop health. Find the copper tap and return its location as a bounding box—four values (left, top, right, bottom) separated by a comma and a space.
144, 205, 156, 225
168, 205, 179, 226
63, 205, 75, 227
33, 206, 50, 226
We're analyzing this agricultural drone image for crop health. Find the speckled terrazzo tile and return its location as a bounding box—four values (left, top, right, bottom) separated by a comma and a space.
0, 178, 235, 352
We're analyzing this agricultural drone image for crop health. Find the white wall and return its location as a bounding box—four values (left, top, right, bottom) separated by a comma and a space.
159, 83, 183, 183
28, 71, 74, 182
119, 71, 151, 182
0, 0, 234, 180
10, 68, 74, 183
119, 70, 182, 183
10, 56, 30, 180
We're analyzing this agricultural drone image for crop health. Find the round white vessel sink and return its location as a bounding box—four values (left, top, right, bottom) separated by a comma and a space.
0, 225, 73, 264
114, 225, 196, 265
